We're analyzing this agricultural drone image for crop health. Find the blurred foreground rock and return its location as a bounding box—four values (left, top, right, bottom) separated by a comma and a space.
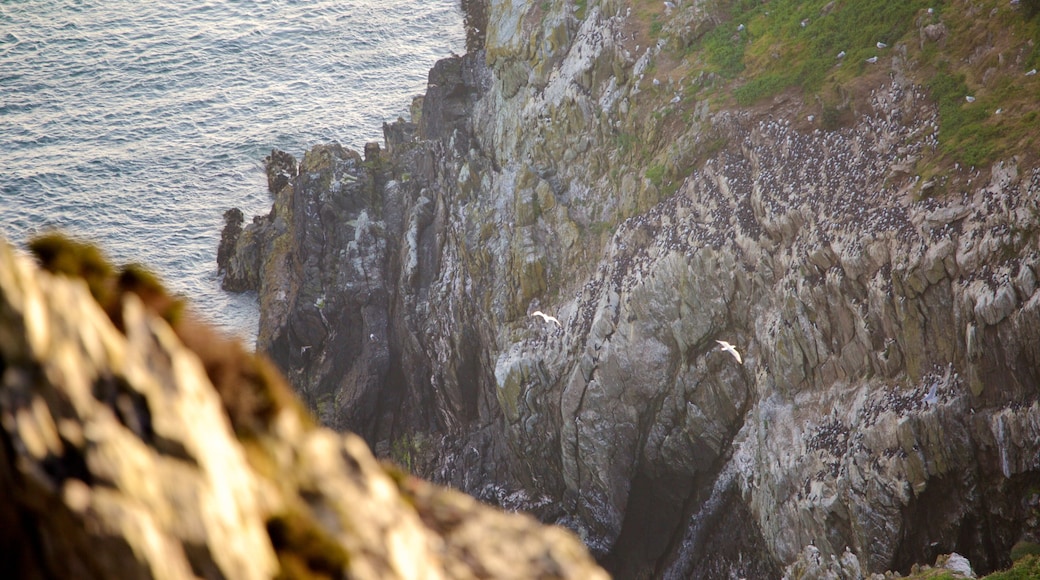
0, 237, 607, 580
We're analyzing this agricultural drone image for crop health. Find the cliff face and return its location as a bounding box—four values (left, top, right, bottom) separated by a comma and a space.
220, 0, 1040, 576
0, 238, 606, 579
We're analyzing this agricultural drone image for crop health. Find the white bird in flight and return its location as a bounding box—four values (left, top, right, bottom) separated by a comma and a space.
531, 310, 562, 327
716, 340, 743, 364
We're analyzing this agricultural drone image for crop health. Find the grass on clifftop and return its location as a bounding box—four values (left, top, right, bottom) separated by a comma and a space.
899, 554, 1040, 579
985, 554, 1040, 579
634, 0, 1040, 169
701, 0, 932, 101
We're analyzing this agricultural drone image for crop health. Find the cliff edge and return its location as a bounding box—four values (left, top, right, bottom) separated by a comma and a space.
0, 236, 607, 580
219, 0, 1040, 577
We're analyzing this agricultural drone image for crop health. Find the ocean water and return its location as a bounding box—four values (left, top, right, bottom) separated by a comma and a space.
0, 0, 464, 343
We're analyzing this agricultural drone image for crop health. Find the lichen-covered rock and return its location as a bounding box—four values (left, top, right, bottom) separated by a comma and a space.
0, 237, 607, 580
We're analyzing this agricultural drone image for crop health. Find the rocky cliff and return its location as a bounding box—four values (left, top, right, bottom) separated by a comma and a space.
219, 0, 1040, 577
0, 236, 607, 579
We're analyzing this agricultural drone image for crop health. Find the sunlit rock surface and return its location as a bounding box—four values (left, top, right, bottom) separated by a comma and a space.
0, 239, 607, 580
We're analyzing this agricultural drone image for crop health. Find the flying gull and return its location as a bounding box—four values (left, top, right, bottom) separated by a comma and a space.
531, 310, 562, 327
716, 340, 743, 364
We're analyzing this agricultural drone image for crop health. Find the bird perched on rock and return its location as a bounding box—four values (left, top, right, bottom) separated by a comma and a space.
716, 340, 743, 364
532, 310, 562, 327
923, 384, 938, 405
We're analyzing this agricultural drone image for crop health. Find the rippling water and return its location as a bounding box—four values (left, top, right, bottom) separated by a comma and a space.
0, 0, 464, 343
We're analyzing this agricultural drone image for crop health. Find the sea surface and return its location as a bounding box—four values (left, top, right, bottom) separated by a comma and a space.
0, 0, 465, 344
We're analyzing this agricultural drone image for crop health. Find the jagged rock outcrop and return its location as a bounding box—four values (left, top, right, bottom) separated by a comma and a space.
0, 237, 607, 579
220, 0, 1040, 577
219, 51, 501, 454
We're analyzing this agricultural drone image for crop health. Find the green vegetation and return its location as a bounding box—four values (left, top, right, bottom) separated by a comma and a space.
1010, 541, 1040, 562
898, 553, 1040, 579
390, 432, 426, 473
702, 24, 745, 78
575, 0, 587, 20
694, 0, 932, 93
645, 163, 666, 187
927, 65, 997, 167
984, 554, 1040, 580
650, 19, 663, 37
632, 0, 1040, 169
733, 73, 788, 106
1025, 0, 1040, 21
615, 130, 637, 157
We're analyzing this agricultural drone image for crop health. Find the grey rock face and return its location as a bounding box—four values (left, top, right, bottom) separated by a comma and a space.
220, 0, 1040, 577
221, 53, 501, 462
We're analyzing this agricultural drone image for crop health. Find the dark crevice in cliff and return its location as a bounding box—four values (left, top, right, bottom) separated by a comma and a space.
681, 488, 783, 580
604, 368, 758, 578
652, 465, 782, 579
890, 470, 1040, 575
452, 329, 484, 423
603, 469, 695, 578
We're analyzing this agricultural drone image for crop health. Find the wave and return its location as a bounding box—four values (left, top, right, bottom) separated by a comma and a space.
0, 0, 465, 343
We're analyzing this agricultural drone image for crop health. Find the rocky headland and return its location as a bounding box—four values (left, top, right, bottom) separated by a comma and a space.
218, 0, 1040, 577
